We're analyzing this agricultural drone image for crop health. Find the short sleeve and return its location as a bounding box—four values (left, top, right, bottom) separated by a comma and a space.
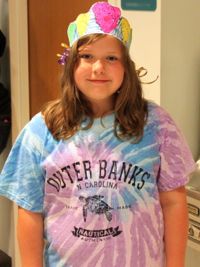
0, 115, 46, 212
156, 107, 196, 191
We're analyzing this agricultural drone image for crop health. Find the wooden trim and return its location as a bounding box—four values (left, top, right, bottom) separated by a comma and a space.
8, 1, 29, 266
8, 0, 29, 142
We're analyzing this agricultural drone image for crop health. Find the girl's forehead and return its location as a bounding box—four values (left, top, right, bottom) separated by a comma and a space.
79, 35, 123, 52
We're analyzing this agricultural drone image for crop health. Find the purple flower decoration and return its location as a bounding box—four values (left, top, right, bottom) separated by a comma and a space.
57, 43, 70, 65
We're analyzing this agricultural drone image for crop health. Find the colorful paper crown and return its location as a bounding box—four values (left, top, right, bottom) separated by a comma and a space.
67, 2, 132, 48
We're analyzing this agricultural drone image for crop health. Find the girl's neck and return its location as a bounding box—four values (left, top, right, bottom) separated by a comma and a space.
91, 99, 115, 118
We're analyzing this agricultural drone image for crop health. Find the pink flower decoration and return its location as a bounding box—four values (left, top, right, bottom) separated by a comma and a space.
92, 2, 121, 33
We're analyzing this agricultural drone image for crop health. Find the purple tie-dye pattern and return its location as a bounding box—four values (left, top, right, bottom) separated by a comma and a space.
155, 106, 195, 191
130, 204, 164, 266
114, 230, 126, 267
140, 212, 161, 258
66, 220, 114, 266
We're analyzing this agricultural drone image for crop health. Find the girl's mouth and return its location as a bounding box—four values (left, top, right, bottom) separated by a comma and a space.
88, 79, 110, 83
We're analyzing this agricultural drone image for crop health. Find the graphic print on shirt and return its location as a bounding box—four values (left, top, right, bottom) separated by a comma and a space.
79, 195, 113, 222
42, 116, 164, 266
71, 194, 122, 240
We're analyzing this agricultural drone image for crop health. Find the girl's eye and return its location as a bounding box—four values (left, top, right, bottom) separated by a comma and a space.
106, 56, 118, 61
79, 54, 93, 60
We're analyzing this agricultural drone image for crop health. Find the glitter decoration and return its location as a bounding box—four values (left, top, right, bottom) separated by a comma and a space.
92, 2, 121, 33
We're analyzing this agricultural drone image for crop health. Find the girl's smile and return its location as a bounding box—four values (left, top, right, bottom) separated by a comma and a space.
74, 35, 125, 116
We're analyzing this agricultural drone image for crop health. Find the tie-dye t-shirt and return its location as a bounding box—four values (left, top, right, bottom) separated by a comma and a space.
0, 102, 195, 267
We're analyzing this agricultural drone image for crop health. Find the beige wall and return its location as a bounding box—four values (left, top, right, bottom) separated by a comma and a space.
161, 0, 200, 160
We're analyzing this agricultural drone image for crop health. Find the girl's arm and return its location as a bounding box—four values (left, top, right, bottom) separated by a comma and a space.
17, 207, 44, 267
159, 186, 188, 267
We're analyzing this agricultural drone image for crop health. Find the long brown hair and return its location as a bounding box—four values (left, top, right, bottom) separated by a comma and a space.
42, 34, 148, 142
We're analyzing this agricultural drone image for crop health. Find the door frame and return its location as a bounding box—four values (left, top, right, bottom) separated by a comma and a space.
9, 0, 30, 141
8, 1, 29, 266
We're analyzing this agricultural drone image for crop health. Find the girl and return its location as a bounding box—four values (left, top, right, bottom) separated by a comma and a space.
0, 2, 196, 267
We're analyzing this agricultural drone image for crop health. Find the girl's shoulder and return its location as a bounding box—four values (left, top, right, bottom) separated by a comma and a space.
24, 112, 47, 134
145, 101, 183, 141
147, 101, 174, 126
14, 112, 56, 155
22, 112, 55, 143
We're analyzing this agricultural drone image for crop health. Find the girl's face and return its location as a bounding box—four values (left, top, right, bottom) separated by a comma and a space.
74, 35, 125, 116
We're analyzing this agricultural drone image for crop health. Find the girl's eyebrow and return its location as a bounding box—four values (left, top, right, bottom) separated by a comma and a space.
78, 50, 91, 53
79, 50, 120, 54
78, 47, 92, 52
106, 51, 120, 54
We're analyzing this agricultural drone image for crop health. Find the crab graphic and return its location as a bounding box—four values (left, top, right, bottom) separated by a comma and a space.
79, 195, 113, 222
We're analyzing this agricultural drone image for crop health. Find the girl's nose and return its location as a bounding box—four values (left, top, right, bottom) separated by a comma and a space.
92, 59, 105, 74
